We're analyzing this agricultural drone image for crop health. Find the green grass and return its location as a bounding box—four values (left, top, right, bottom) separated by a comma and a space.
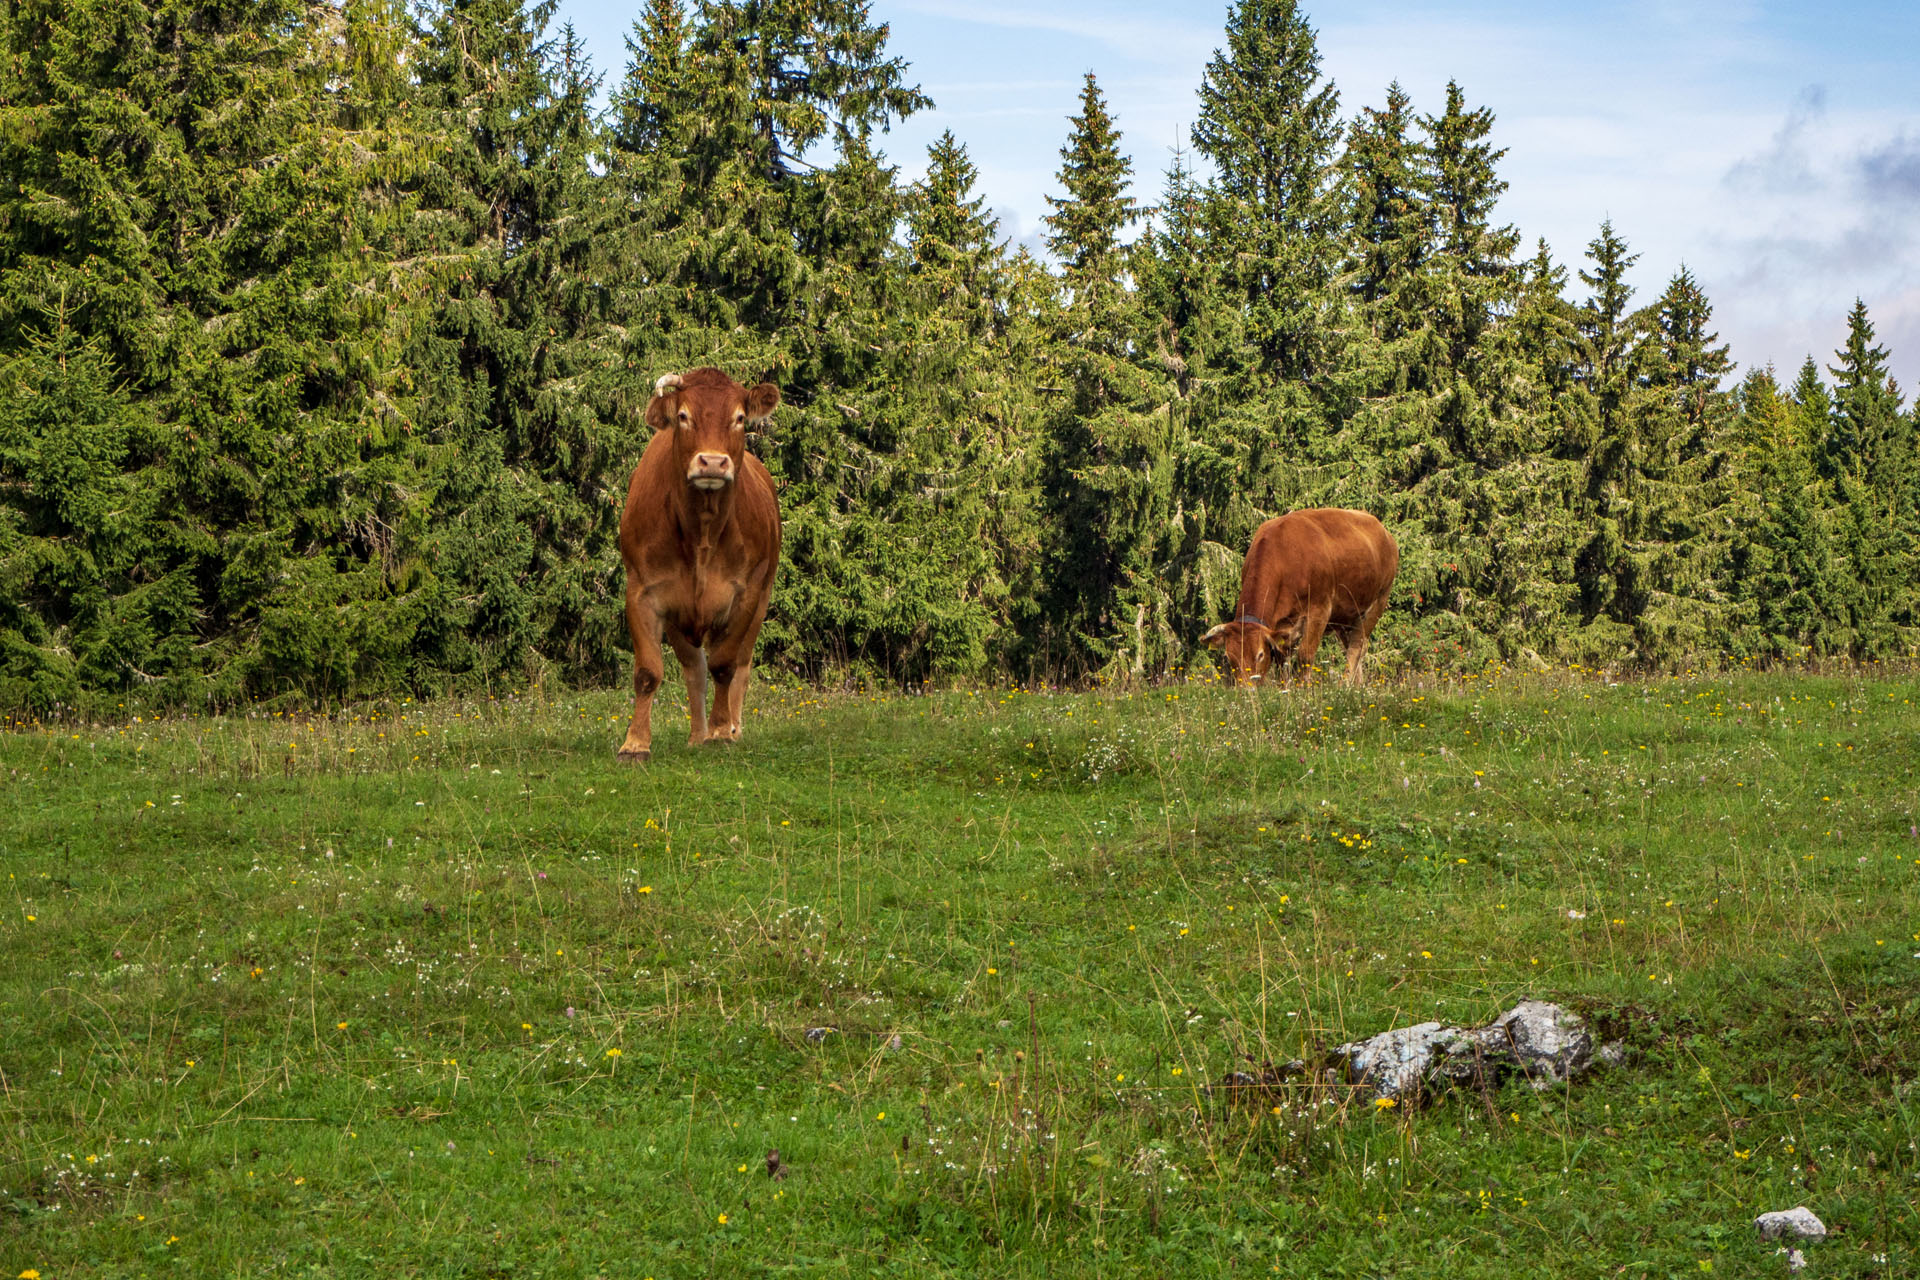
3, 667, 1918, 1277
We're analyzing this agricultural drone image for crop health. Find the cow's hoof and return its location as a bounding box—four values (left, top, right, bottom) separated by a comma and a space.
703, 731, 737, 747
616, 747, 651, 764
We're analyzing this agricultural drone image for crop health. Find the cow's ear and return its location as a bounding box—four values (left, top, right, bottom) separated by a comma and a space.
645, 373, 682, 431
1201, 623, 1231, 650
746, 381, 781, 423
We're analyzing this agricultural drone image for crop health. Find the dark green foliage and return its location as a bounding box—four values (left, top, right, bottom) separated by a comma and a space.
1032, 74, 1178, 677
2, 0, 1915, 708
1191, 0, 1344, 385
0, 0, 444, 706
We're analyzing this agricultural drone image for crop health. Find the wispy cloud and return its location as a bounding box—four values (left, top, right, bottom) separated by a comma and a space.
892, 0, 1216, 65
1858, 132, 1920, 202
1724, 84, 1826, 194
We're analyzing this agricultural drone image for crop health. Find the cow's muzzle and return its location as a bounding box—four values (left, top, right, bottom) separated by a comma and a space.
687, 453, 734, 490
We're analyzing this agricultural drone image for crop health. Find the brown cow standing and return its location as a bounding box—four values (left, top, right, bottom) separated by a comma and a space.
1203, 508, 1398, 687
616, 368, 782, 761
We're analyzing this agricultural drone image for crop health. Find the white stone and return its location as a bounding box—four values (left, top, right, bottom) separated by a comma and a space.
1755, 1207, 1827, 1241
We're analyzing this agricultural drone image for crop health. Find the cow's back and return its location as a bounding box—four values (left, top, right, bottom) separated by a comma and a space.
1246, 508, 1396, 622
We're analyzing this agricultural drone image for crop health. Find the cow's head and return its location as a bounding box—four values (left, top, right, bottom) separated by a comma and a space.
1202, 618, 1298, 685
645, 368, 780, 492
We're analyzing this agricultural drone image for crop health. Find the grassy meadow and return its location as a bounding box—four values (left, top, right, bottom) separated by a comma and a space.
3, 664, 1918, 1277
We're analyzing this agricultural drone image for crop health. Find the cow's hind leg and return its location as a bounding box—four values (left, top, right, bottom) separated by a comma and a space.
669, 632, 709, 747
618, 593, 665, 762
1343, 593, 1390, 687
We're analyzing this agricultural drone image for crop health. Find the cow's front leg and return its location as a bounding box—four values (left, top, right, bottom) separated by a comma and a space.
702, 600, 769, 744
618, 593, 665, 762
1289, 609, 1332, 686
669, 632, 709, 746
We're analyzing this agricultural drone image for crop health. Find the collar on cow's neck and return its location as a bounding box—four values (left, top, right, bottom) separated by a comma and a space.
1236, 614, 1265, 628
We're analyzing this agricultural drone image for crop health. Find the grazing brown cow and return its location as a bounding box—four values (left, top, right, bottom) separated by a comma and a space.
1203, 508, 1398, 687
616, 368, 782, 761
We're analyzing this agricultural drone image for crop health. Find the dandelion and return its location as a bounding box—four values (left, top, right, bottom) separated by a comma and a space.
638, 885, 653, 895
1374, 1098, 1397, 1110
606, 1048, 621, 1058
19, 1267, 41, 1278
717, 1214, 729, 1225
987, 967, 998, 975
877, 1112, 886, 1120
337, 1022, 348, 1030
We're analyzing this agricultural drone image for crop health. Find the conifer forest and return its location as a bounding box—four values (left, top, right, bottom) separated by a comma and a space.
4, 0, 1917, 711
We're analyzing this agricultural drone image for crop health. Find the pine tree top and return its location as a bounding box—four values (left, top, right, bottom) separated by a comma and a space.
1044, 72, 1137, 282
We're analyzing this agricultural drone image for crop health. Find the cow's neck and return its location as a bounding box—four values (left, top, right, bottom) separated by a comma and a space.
675, 484, 735, 562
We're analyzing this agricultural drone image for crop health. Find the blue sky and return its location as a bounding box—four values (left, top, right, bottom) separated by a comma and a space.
559, 0, 1920, 390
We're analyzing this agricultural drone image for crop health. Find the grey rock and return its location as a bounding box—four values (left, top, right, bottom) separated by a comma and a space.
804, 1026, 835, 1044
1471, 999, 1597, 1088
1755, 1207, 1827, 1241
1596, 1040, 1629, 1068
1338, 1022, 1455, 1100
1330, 1000, 1605, 1103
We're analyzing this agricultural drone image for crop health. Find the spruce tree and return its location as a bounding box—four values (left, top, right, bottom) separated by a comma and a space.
1421, 81, 1522, 448
1723, 367, 1835, 656
1342, 83, 1430, 358
1570, 221, 1647, 644
1137, 148, 1246, 642
610, 0, 690, 157
1190, 0, 1343, 385
1045, 74, 1138, 312
1651, 267, 1734, 449
1032, 74, 1175, 675
408, 0, 617, 685
694, 0, 930, 180
1823, 301, 1914, 648
0, 0, 442, 704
